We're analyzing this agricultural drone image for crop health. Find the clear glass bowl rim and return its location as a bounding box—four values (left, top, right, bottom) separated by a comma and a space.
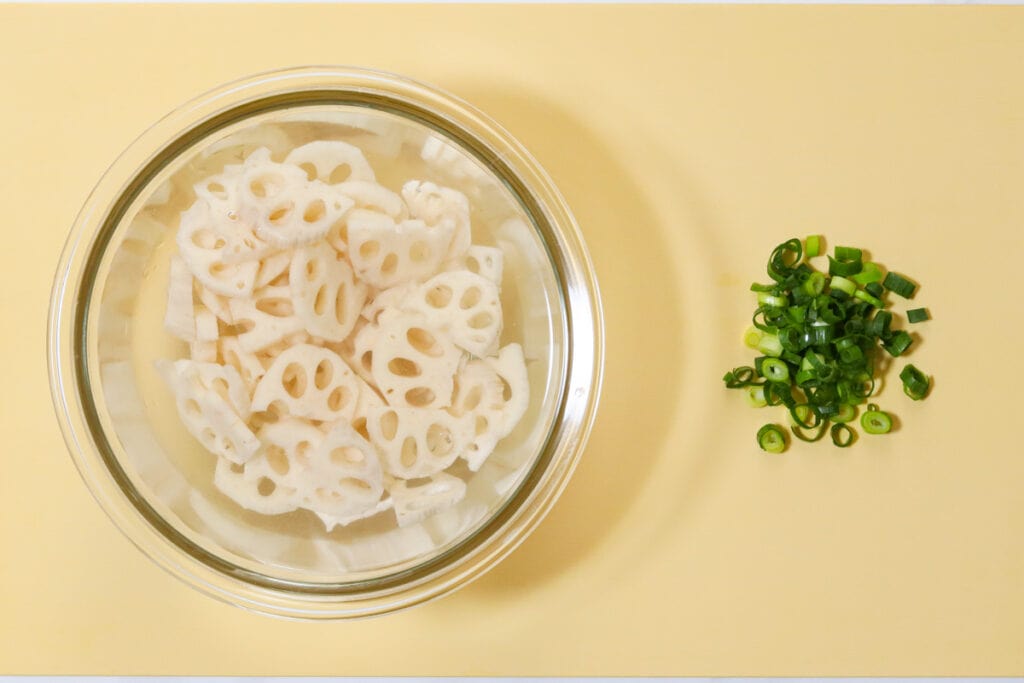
47, 65, 604, 619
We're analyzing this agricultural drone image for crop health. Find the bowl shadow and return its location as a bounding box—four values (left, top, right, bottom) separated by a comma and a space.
422, 83, 724, 606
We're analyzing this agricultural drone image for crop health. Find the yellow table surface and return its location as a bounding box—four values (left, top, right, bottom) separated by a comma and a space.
2, 4, 1023, 676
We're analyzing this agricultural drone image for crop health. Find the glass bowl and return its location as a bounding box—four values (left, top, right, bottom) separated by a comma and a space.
48, 66, 603, 618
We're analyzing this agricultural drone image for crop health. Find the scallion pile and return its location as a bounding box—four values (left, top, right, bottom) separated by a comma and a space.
723, 236, 932, 452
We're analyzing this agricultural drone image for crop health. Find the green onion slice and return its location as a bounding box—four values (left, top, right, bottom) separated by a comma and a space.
883, 271, 917, 298
830, 423, 856, 448
861, 409, 893, 434
851, 262, 884, 285
907, 308, 929, 323
757, 424, 787, 453
805, 235, 822, 258
899, 364, 930, 400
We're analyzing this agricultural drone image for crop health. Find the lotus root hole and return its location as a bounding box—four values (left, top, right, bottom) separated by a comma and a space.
313, 285, 331, 315
359, 240, 380, 259
464, 385, 483, 412
331, 447, 365, 465
282, 362, 307, 398
257, 477, 276, 496
460, 287, 482, 309
469, 312, 493, 329
500, 376, 512, 402
229, 462, 244, 474
184, 399, 201, 415
268, 203, 293, 225
328, 164, 352, 184
475, 415, 489, 436
314, 359, 334, 389
405, 387, 436, 407
256, 297, 294, 318
338, 477, 371, 492
426, 423, 454, 456
298, 163, 317, 181
400, 437, 418, 468
426, 285, 453, 308
295, 440, 312, 465
381, 253, 398, 275
380, 410, 399, 440
303, 199, 326, 224
406, 327, 442, 357
327, 386, 351, 412
266, 445, 290, 475
353, 417, 370, 441
388, 357, 421, 377
305, 258, 321, 281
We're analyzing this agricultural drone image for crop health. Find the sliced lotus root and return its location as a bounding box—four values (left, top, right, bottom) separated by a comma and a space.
176, 200, 259, 297
303, 422, 385, 518
420, 136, 489, 186
286, 140, 376, 184
446, 245, 504, 286
215, 417, 322, 515
328, 317, 378, 388
366, 406, 473, 479
347, 209, 454, 289
406, 270, 502, 358
197, 285, 233, 325
401, 180, 471, 261
252, 344, 360, 422
214, 456, 302, 516
360, 283, 414, 323
227, 285, 305, 352
189, 340, 218, 363
191, 164, 273, 265
486, 343, 530, 438
371, 311, 462, 409
194, 304, 219, 343
255, 250, 292, 289
289, 241, 367, 342
219, 336, 267, 390
314, 497, 393, 533
323, 180, 407, 258
449, 360, 506, 471
387, 471, 468, 527
164, 255, 195, 341
157, 360, 258, 464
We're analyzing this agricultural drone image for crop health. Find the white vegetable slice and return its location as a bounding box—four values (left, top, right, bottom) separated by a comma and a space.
176, 200, 259, 298
388, 472, 468, 527
401, 180, 471, 261
163, 255, 195, 342
194, 304, 219, 342
420, 136, 489, 185
252, 344, 360, 422
327, 317, 378, 387
289, 242, 366, 342
360, 283, 414, 323
406, 270, 502, 358
486, 343, 530, 437
347, 209, 453, 289
304, 422, 385, 519
371, 311, 462, 409
314, 497, 393, 533
239, 150, 353, 248
286, 140, 376, 184
189, 340, 218, 363
449, 360, 506, 471
197, 285, 233, 324
157, 360, 258, 464
337, 180, 405, 217
366, 406, 473, 479
255, 250, 292, 289
191, 164, 275, 265
227, 285, 305, 352
445, 245, 504, 286
219, 336, 267, 389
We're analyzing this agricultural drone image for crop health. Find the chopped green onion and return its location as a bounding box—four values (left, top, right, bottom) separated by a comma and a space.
883, 330, 913, 357
829, 276, 856, 296
723, 366, 759, 388
851, 262, 884, 285
761, 358, 790, 383
834, 246, 862, 262
832, 403, 857, 423
830, 423, 856, 447
805, 235, 822, 258
899, 364, 930, 400
792, 422, 829, 442
757, 424, 787, 453
853, 289, 884, 308
757, 333, 784, 357
861, 408, 892, 434
907, 308, 929, 323
743, 326, 763, 349
883, 271, 917, 298
746, 385, 768, 408
757, 291, 789, 308
865, 282, 884, 298
803, 271, 827, 296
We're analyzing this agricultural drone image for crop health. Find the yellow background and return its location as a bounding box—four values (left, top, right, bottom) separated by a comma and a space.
1, 4, 1022, 675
